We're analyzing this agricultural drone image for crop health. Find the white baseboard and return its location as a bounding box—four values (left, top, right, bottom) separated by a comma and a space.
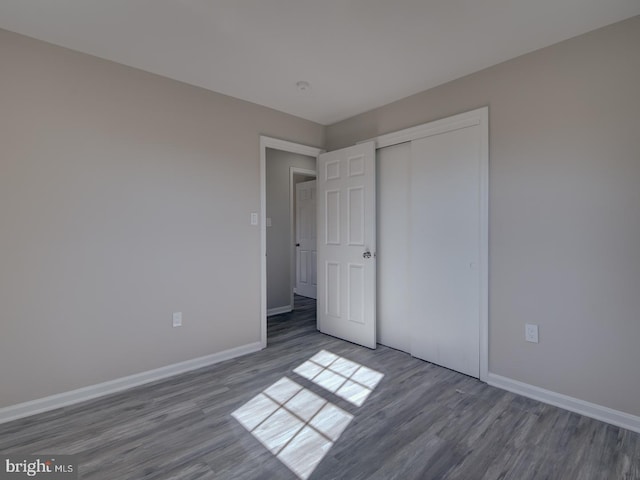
0, 341, 263, 425
487, 372, 640, 434
267, 305, 292, 316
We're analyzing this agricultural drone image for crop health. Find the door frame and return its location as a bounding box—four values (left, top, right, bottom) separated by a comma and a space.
260, 136, 324, 348
290, 168, 317, 305
363, 107, 489, 381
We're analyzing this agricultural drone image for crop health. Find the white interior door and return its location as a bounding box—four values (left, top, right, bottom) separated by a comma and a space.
295, 180, 317, 299
317, 142, 376, 349
409, 125, 482, 378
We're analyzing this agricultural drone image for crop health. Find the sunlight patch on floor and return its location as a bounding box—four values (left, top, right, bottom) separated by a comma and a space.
294, 350, 384, 406
231, 351, 383, 479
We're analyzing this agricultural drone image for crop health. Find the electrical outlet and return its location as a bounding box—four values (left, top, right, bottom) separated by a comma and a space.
525, 323, 538, 343
173, 312, 182, 328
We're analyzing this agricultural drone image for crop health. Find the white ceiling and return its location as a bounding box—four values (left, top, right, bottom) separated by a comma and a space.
0, 1, 638, 125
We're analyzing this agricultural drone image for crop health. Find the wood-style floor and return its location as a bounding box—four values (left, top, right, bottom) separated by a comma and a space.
1, 296, 638, 479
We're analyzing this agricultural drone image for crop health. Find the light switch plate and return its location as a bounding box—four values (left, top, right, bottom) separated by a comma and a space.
250, 212, 258, 226
525, 323, 538, 343
173, 312, 182, 327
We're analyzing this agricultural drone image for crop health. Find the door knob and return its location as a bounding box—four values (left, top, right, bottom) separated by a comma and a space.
363, 250, 372, 259
296, 243, 300, 247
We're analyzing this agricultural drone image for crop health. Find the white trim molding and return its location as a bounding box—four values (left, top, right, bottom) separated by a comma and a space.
260, 136, 324, 349
359, 107, 485, 150
488, 372, 640, 434
267, 305, 292, 316
0, 342, 262, 425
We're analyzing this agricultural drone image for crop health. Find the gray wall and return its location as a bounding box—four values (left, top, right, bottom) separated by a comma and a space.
327, 16, 640, 417
265, 149, 315, 310
0, 29, 324, 408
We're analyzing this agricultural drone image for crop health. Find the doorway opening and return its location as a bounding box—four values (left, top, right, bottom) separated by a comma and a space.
260, 137, 323, 348
291, 168, 317, 301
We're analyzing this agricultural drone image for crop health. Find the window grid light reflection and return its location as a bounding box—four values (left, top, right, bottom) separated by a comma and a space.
231, 351, 384, 479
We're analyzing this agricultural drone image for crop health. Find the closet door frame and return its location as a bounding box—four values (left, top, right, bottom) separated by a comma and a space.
361, 106, 489, 382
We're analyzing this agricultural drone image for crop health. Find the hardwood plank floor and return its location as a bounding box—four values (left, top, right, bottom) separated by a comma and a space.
1, 295, 638, 479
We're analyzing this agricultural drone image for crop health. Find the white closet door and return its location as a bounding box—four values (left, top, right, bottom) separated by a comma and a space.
377, 142, 411, 353
410, 125, 482, 378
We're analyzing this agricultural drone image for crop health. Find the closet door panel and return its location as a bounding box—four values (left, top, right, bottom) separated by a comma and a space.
410, 126, 481, 378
